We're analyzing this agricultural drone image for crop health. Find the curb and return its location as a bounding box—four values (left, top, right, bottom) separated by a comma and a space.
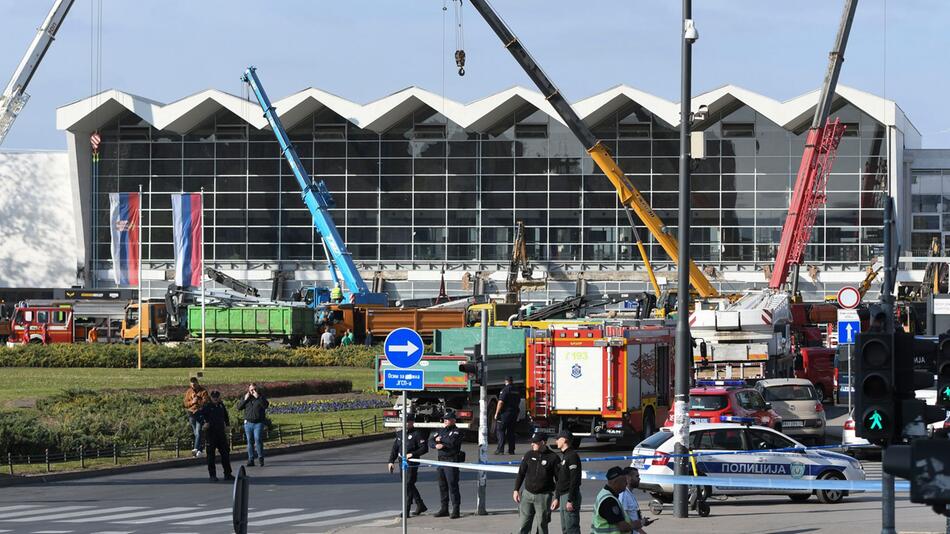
0, 432, 389, 487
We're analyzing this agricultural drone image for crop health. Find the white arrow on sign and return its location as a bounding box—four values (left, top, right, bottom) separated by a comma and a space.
389, 340, 420, 357
846, 324, 854, 343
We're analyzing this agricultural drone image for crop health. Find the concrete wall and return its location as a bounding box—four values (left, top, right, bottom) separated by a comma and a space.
0, 151, 78, 288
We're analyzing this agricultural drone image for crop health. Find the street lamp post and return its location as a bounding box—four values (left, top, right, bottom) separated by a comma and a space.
673, 0, 697, 519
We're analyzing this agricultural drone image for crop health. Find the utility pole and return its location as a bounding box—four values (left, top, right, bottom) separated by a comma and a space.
673, 0, 697, 519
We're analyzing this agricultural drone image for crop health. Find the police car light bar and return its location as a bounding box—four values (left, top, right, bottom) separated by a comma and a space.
720, 415, 756, 424
696, 380, 746, 388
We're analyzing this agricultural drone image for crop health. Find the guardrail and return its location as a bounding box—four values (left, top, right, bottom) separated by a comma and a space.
2, 415, 384, 476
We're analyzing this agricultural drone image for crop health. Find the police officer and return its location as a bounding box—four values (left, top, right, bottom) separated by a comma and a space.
494, 376, 521, 455
591, 466, 636, 534
429, 412, 463, 518
555, 430, 582, 534
513, 432, 559, 534
388, 419, 429, 516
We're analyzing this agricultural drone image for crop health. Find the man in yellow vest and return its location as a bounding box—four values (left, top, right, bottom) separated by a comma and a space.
330, 284, 343, 303
591, 466, 639, 533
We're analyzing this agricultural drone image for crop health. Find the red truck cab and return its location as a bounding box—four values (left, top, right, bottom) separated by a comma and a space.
794, 347, 836, 402
7, 305, 78, 345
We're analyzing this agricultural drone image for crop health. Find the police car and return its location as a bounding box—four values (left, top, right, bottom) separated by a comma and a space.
631, 422, 865, 504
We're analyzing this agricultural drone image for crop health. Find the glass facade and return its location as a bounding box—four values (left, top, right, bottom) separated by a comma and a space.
910, 169, 950, 256
89, 102, 890, 272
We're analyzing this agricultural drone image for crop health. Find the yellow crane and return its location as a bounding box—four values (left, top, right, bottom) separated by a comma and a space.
466, 0, 719, 298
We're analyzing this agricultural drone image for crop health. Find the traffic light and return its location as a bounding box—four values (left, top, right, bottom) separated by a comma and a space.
938, 335, 950, 409
459, 343, 484, 385
883, 439, 950, 516
854, 332, 897, 444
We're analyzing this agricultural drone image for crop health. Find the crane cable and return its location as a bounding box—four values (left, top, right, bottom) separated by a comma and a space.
453, 0, 466, 75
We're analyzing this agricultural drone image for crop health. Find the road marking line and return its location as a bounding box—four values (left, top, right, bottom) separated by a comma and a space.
89, 531, 135, 534
0, 506, 40, 513
173, 508, 303, 526
31, 531, 74, 533
0, 507, 90, 520
295, 510, 400, 528
248, 509, 358, 527
116, 507, 231, 524
61, 507, 196, 523
9, 507, 145, 522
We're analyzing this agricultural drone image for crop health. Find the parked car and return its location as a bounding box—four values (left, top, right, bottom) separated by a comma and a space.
663, 381, 783, 430
755, 378, 826, 445
632, 423, 865, 504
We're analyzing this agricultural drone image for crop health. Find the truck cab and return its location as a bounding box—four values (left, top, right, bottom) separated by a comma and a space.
467, 302, 521, 326
7, 304, 76, 345
122, 301, 179, 342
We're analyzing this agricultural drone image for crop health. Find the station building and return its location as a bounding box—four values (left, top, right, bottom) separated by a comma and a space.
46, 83, 944, 302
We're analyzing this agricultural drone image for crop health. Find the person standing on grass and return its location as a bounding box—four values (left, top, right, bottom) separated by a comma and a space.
237, 383, 269, 466
364, 329, 375, 346
198, 390, 233, 482
341, 329, 355, 346
183, 376, 209, 458
320, 328, 335, 349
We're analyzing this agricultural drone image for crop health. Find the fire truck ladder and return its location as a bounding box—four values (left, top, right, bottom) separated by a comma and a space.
531, 338, 554, 419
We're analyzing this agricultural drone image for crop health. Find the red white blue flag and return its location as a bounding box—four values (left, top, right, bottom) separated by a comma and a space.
109, 192, 141, 286
172, 193, 203, 287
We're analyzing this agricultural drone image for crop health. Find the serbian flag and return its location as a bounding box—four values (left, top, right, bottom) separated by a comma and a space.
109, 192, 140, 285
172, 193, 203, 287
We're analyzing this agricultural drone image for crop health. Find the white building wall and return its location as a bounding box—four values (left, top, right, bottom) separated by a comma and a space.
0, 151, 78, 287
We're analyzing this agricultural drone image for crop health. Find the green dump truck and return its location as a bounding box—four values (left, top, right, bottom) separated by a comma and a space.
376, 326, 527, 435
187, 305, 316, 345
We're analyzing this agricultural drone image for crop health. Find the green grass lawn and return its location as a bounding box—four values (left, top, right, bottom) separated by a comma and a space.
0, 367, 376, 406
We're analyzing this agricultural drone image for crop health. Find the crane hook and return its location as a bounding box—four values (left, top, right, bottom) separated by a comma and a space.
455, 49, 466, 76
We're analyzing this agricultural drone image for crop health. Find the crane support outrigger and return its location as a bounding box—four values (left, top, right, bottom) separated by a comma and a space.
242, 67, 387, 306
467, 0, 718, 299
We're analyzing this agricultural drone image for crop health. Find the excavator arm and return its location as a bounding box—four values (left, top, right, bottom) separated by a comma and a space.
468, 0, 718, 298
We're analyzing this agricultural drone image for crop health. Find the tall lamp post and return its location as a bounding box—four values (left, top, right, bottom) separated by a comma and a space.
673, 0, 698, 519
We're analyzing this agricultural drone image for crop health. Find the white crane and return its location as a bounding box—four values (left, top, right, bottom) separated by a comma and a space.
0, 0, 75, 146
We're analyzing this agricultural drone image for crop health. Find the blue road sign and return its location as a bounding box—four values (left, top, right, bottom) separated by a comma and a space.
383, 369, 424, 391
384, 327, 424, 369
838, 321, 861, 345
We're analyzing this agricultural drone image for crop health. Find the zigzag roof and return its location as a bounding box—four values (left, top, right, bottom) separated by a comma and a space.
57, 84, 919, 143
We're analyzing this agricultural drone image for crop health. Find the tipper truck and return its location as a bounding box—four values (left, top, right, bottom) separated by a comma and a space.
376, 326, 527, 436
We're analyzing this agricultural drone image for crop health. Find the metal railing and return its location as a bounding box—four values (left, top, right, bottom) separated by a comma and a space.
3, 415, 384, 476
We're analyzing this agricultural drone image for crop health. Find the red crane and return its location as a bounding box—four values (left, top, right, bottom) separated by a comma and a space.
769, 0, 859, 295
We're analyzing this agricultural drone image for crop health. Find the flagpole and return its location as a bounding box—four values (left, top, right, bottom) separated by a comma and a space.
137, 184, 143, 370
200, 188, 206, 371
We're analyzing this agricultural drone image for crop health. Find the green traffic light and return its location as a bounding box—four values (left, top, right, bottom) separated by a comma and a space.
942, 386, 950, 402
866, 410, 884, 430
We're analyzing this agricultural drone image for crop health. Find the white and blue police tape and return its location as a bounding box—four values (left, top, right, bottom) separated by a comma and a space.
482, 443, 879, 466
411, 456, 908, 494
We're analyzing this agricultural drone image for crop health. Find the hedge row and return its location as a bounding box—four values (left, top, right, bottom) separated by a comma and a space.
1, 379, 353, 456
130, 379, 352, 399
0, 343, 378, 368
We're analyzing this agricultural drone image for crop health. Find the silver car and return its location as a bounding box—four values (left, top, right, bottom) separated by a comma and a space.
755, 378, 826, 445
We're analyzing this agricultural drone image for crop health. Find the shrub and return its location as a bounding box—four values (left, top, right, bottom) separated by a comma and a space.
0, 343, 379, 369
129, 380, 352, 399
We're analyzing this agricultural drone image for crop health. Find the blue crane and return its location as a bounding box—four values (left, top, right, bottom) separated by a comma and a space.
241, 66, 387, 306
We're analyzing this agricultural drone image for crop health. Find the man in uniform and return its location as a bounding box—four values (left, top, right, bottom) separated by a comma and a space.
197, 390, 233, 482
591, 466, 637, 533
494, 376, 521, 454
388, 419, 429, 516
555, 430, 582, 534
513, 432, 560, 534
429, 412, 463, 518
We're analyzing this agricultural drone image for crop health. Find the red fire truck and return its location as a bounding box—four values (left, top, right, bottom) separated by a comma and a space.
526, 324, 674, 445
6, 303, 90, 345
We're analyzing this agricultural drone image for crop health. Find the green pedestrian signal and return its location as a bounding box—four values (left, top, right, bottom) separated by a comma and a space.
866, 410, 884, 430
942, 386, 950, 402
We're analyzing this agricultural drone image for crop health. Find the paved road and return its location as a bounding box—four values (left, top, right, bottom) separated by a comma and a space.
0, 410, 946, 534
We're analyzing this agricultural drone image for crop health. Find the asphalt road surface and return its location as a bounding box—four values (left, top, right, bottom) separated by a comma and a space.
0, 410, 946, 534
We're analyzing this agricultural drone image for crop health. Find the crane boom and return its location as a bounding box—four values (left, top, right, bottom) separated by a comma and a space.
468, 0, 718, 298
0, 0, 75, 146
241, 67, 387, 305
769, 0, 858, 292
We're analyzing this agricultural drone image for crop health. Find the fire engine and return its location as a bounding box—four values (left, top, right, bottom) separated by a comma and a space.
526, 324, 674, 445
6, 303, 89, 345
